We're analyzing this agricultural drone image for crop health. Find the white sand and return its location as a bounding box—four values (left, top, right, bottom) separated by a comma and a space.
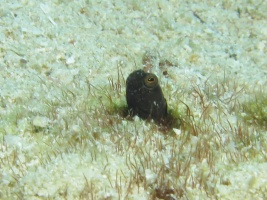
0, 0, 267, 199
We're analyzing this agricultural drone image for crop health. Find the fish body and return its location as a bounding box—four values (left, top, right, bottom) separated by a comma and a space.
126, 70, 167, 122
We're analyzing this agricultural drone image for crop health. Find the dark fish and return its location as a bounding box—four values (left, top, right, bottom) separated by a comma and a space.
126, 69, 167, 122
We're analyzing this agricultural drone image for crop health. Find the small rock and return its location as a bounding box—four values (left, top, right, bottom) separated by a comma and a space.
32, 116, 49, 128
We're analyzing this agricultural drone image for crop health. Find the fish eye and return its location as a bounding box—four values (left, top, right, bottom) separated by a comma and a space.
147, 77, 155, 82
144, 74, 158, 88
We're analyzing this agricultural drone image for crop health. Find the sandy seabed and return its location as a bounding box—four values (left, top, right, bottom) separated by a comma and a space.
0, 0, 267, 199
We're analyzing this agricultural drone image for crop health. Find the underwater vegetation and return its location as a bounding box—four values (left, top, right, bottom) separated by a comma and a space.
1, 53, 266, 199
1, 63, 267, 199
242, 91, 267, 129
